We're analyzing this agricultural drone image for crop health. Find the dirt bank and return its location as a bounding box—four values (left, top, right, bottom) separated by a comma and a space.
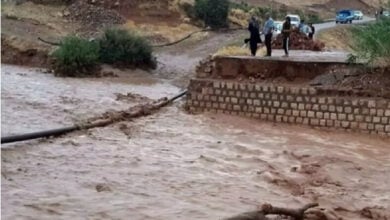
1, 35, 51, 68
316, 26, 353, 52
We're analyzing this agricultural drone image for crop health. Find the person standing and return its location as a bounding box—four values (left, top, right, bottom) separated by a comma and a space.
248, 16, 261, 56
298, 19, 306, 34
262, 13, 274, 57
282, 16, 292, 57
308, 23, 315, 39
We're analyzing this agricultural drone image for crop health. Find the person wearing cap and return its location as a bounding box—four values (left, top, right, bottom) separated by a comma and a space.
282, 16, 292, 57
262, 13, 274, 57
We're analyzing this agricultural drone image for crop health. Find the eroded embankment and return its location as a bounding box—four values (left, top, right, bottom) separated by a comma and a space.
1, 35, 52, 68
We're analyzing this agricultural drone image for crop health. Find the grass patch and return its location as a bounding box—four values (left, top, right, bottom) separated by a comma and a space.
213, 45, 266, 57
350, 18, 390, 65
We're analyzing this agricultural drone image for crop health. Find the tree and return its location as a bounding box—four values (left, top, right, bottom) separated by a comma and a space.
194, 0, 229, 28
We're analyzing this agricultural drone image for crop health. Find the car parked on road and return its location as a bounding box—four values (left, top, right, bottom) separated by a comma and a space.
286, 14, 300, 28
383, 10, 390, 17
353, 10, 364, 20
273, 21, 283, 37
336, 10, 354, 24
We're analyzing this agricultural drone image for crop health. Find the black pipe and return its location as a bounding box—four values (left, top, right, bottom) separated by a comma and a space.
1, 90, 187, 145
167, 90, 188, 103
1, 126, 78, 144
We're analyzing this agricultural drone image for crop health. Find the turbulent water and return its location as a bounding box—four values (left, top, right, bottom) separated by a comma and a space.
1, 65, 180, 135
2, 65, 390, 220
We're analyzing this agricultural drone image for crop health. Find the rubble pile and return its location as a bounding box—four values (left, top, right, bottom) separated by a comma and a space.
65, 1, 125, 30
273, 31, 325, 51
195, 56, 214, 78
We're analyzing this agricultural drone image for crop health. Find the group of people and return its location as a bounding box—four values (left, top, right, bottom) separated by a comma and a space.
247, 14, 275, 57
299, 20, 316, 39
247, 14, 315, 58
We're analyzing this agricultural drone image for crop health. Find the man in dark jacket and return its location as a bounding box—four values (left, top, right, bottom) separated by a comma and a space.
282, 16, 292, 57
308, 23, 315, 39
247, 16, 261, 56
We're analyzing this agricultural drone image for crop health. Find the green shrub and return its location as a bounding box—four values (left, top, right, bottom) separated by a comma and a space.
350, 18, 390, 64
194, 0, 229, 28
52, 36, 100, 76
99, 28, 155, 68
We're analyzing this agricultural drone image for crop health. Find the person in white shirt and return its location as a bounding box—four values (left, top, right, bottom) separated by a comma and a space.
262, 13, 274, 57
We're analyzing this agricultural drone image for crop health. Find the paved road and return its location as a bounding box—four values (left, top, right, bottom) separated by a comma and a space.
314, 16, 376, 32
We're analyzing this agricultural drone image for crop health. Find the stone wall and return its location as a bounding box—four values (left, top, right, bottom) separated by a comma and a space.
186, 79, 390, 136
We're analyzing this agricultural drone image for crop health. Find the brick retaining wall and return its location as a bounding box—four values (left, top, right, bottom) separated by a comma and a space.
186, 79, 390, 136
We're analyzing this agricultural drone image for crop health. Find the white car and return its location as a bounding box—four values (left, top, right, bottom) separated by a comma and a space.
286, 14, 301, 28
353, 10, 364, 20
273, 21, 283, 38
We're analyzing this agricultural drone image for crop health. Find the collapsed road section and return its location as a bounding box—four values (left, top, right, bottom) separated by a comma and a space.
189, 53, 390, 136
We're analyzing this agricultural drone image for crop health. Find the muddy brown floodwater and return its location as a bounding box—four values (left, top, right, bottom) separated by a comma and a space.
2, 64, 390, 220
1, 65, 180, 135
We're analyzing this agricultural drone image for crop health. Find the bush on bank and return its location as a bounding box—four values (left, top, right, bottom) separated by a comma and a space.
194, 0, 230, 28
52, 28, 156, 76
99, 28, 155, 68
52, 36, 100, 77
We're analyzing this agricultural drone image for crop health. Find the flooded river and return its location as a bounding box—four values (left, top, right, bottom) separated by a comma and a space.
1, 65, 180, 135
2, 65, 390, 219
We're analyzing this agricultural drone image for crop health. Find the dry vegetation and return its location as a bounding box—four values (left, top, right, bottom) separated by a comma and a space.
316, 26, 354, 51
213, 45, 266, 57
228, 8, 250, 27
122, 20, 201, 45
